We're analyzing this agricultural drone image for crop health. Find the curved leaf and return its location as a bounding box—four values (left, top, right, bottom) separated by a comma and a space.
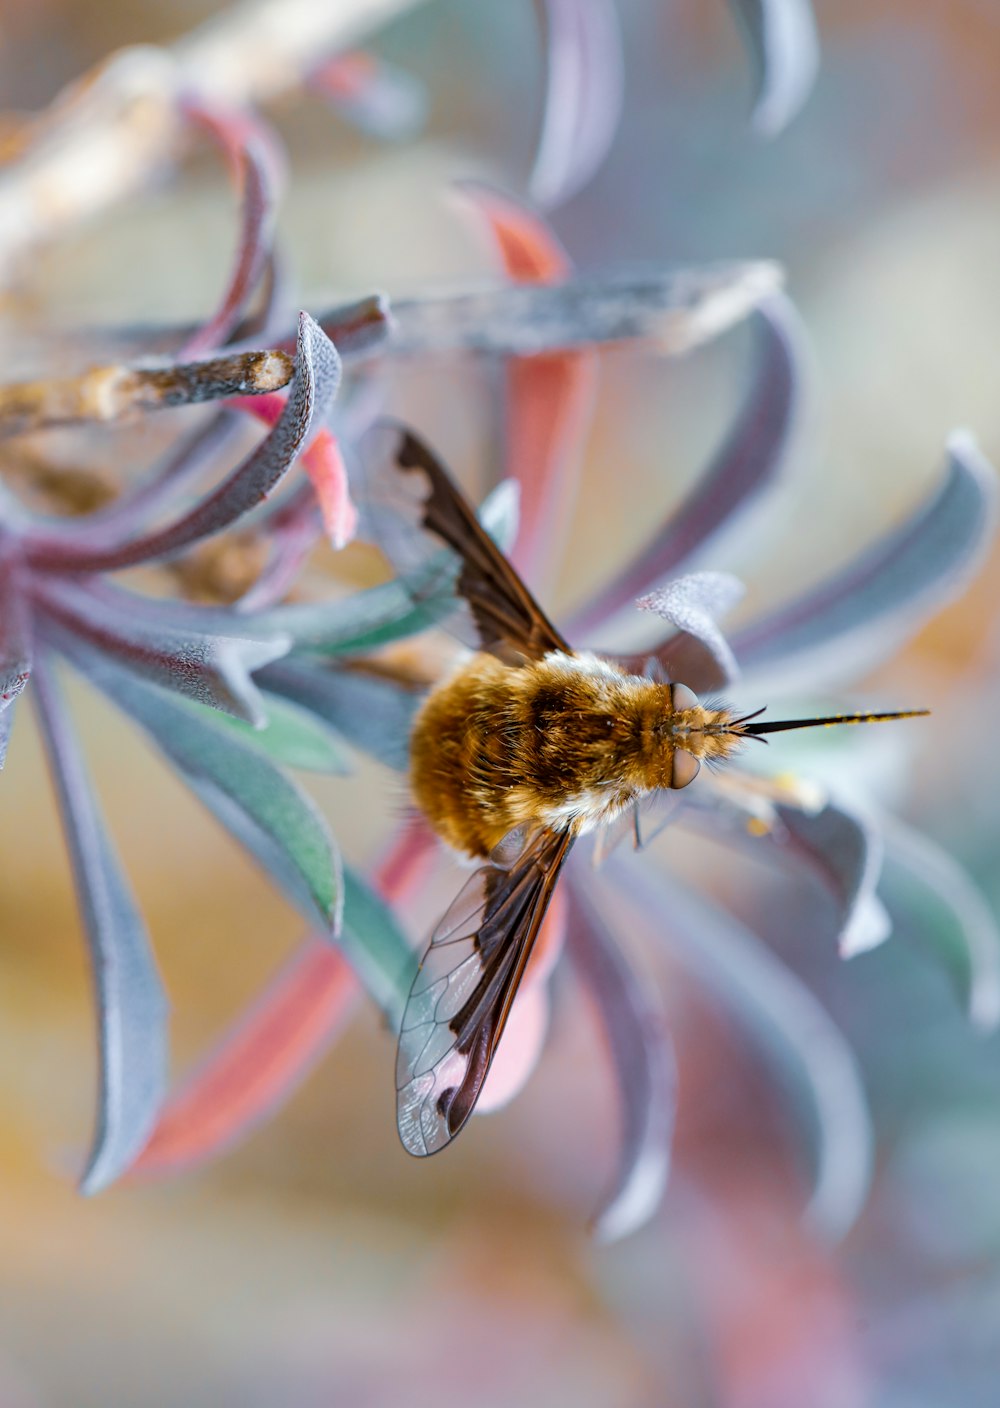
183, 690, 352, 773
530, 0, 624, 208
606, 853, 873, 1238
733, 433, 999, 693
31, 655, 168, 1193
567, 881, 676, 1242
179, 103, 285, 358
882, 817, 1000, 1032
635, 571, 745, 684
729, 0, 820, 136
570, 294, 802, 638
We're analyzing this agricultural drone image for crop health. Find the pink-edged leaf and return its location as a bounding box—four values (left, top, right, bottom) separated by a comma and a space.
530, 0, 624, 208
179, 103, 286, 359
27, 314, 341, 574
133, 826, 432, 1178
310, 50, 428, 140
635, 571, 745, 684
567, 880, 676, 1242
569, 294, 802, 638
0, 550, 31, 705
733, 432, 999, 693
232, 393, 357, 548
33, 576, 289, 725
605, 853, 873, 1238
458, 181, 598, 582
31, 654, 168, 1193
882, 817, 1000, 1032
729, 0, 820, 136
133, 940, 357, 1177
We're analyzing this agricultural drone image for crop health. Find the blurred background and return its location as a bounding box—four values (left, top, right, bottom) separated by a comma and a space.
2, 2, 1000, 1404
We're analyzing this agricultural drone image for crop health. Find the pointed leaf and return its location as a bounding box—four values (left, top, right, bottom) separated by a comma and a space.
729, 0, 820, 136
567, 882, 676, 1242
27, 314, 341, 573
530, 0, 624, 208
34, 576, 289, 725
31, 655, 168, 1193
775, 801, 890, 957
636, 571, 745, 683
733, 434, 999, 692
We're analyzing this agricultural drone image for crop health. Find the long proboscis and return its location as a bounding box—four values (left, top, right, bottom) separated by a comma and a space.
740, 708, 930, 738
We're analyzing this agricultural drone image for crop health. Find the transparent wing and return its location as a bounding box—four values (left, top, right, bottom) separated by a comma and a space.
396, 827, 574, 1156
358, 421, 569, 662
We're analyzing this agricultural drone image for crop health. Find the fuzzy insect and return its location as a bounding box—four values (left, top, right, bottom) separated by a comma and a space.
367, 425, 927, 1158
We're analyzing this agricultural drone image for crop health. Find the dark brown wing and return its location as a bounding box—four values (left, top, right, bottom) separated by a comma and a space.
362, 422, 569, 662
396, 827, 573, 1156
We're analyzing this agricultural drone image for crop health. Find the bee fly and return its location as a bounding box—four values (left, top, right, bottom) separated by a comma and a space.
365, 425, 928, 1158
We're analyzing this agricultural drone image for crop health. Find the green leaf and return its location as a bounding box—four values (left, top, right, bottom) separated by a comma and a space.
182, 691, 352, 773
341, 867, 416, 1025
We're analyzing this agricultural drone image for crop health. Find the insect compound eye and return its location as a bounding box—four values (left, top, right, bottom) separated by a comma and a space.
670, 682, 699, 712
669, 748, 701, 790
